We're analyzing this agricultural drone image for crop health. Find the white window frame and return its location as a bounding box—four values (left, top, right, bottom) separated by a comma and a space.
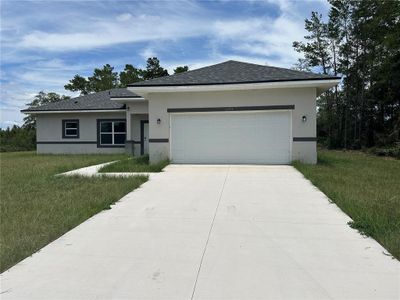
98, 120, 126, 146
62, 119, 79, 139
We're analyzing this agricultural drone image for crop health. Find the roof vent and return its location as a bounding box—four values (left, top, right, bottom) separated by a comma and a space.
74, 101, 78, 104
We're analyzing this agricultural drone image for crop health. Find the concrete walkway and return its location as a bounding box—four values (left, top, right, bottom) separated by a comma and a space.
1, 165, 399, 299
59, 161, 153, 178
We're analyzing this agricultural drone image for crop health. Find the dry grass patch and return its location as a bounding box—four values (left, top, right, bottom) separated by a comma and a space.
0, 152, 147, 272
293, 150, 400, 259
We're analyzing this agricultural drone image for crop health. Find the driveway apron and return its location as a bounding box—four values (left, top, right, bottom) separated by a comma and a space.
1, 165, 399, 299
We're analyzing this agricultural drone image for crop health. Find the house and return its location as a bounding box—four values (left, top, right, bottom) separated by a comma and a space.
22, 60, 340, 164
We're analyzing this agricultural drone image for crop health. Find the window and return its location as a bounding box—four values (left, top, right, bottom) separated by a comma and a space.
62, 120, 79, 138
98, 119, 126, 147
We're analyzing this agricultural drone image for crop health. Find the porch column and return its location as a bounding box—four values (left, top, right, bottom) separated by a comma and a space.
125, 109, 134, 155
126, 109, 132, 139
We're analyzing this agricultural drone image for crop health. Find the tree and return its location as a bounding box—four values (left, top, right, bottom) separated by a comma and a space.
293, 11, 338, 147
64, 75, 90, 95
119, 64, 143, 87
174, 66, 189, 74
293, 12, 332, 74
292, 59, 311, 72
142, 57, 169, 80
88, 64, 119, 92
23, 91, 70, 129
0, 125, 36, 152
294, 0, 400, 150
65, 64, 119, 94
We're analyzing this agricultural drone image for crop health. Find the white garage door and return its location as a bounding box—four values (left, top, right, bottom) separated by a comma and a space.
170, 111, 291, 164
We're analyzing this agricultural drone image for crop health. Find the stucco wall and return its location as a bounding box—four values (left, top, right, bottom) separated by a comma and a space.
147, 87, 317, 164
36, 112, 126, 154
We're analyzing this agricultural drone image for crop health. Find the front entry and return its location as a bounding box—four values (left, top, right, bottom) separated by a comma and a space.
140, 120, 149, 155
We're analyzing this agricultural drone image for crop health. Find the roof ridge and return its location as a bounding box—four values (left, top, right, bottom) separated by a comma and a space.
125, 60, 234, 86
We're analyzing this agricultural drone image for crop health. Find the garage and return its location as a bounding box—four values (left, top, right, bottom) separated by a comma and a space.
170, 110, 292, 164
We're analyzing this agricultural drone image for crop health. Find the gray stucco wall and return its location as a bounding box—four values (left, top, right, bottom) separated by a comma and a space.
36, 112, 126, 154
146, 87, 317, 164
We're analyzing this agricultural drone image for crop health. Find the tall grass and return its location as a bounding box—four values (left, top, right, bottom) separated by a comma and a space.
99, 154, 169, 173
293, 150, 400, 259
0, 152, 147, 272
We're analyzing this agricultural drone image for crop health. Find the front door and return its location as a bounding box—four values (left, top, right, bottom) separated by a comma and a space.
141, 120, 149, 155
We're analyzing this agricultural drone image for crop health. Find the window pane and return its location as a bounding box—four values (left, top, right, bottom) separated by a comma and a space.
100, 133, 112, 144
100, 122, 112, 133
65, 122, 77, 129
65, 129, 78, 136
114, 134, 126, 145
114, 121, 126, 133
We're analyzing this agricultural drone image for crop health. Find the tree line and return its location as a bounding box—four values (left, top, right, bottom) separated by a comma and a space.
64, 57, 188, 95
293, 0, 399, 152
1, 57, 184, 151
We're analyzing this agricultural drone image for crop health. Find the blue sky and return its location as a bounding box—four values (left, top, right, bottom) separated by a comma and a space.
0, 0, 329, 128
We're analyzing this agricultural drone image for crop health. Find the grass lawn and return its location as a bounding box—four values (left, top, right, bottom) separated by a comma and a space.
0, 152, 148, 272
293, 150, 400, 259
99, 155, 169, 173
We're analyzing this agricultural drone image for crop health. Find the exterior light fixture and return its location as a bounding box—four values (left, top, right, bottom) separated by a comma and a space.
302, 115, 307, 122
157, 118, 161, 124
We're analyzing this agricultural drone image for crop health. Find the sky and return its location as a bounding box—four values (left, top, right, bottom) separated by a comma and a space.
0, 0, 330, 129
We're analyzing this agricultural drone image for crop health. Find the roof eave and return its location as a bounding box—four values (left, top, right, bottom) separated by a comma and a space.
21, 109, 126, 114
128, 78, 341, 97
110, 96, 146, 103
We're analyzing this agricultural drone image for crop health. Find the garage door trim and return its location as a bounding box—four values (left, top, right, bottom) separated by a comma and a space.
169, 110, 293, 164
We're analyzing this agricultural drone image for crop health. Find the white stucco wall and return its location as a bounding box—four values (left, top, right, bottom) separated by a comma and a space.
146, 87, 317, 164
35, 112, 126, 154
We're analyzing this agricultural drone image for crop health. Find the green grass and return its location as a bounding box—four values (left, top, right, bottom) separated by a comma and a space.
99, 155, 169, 173
293, 150, 400, 259
0, 152, 148, 272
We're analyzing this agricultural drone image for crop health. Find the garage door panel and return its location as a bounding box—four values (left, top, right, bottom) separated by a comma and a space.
171, 111, 291, 164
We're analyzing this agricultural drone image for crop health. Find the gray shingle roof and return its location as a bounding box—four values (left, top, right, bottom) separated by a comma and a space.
129, 60, 339, 87
22, 88, 140, 112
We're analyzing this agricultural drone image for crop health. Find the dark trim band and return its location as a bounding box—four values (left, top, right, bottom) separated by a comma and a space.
110, 96, 143, 99
126, 140, 141, 144
149, 138, 169, 143
167, 105, 295, 113
293, 137, 317, 142
129, 77, 341, 87
37, 141, 97, 144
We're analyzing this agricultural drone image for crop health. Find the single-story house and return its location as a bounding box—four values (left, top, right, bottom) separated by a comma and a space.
22, 60, 340, 164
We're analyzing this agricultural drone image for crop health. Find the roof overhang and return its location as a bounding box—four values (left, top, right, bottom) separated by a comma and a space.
128, 79, 341, 97
21, 109, 126, 114
110, 96, 146, 103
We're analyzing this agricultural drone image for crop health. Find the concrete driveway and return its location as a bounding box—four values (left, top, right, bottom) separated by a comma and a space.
1, 165, 399, 299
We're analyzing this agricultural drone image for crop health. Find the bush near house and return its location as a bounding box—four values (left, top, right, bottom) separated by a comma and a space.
0, 126, 36, 152
294, 150, 400, 260
366, 144, 400, 159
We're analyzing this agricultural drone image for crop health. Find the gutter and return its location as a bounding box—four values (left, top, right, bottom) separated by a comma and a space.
21, 109, 127, 114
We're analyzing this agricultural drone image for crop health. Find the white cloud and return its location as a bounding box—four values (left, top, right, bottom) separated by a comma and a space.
17, 3, 210, 51
211, 15, 305, 67
116, 13, 133, 22
139, 47, 157, 61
